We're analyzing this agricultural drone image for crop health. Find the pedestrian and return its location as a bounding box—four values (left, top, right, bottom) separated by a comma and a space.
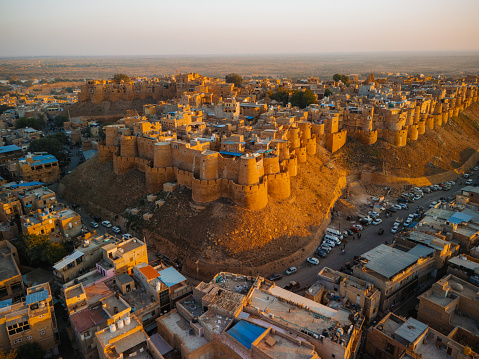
358, 233, 361, 239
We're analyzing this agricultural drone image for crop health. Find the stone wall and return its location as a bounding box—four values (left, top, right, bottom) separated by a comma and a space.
361, 150, 479, 187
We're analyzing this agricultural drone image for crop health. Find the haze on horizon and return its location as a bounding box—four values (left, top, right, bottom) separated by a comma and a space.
1, 0, 479, 57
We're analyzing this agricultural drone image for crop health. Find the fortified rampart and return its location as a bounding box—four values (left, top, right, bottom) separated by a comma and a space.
98, 122, 312, 210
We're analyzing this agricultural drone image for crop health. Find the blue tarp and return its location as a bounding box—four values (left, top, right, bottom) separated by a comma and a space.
0, 298, 12, 309
447, 212, 472, 224
219, 151, 242, 157
157, 267, 186, 288
7, 181, 43, 189
227, 320, 266, 349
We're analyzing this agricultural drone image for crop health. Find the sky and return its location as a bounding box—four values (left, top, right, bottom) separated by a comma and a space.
1, 0, 479, 57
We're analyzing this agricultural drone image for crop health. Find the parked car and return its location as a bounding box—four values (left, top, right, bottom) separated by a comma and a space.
306, 257, 319, 265
268, 273, 283, 281
315, 250, 328, 258
352, 224, 363, 230
397, 203, 407, 209
474, 167, 478, 171
373, 218, 382, 225
101, 221, 112, 228
466, 179, 473, 185
464, 174, 470, 178
285, 267, 297, 275
368, 211, 379, 218
391, 226, 399, 234
90, 221, 99, 228
122, 233, 132, 240
422, 187, 431, 193
111, 226, 121, 234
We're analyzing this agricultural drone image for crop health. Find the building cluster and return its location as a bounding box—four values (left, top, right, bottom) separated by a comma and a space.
88, 73, 479, 210
0, 181, 80, 241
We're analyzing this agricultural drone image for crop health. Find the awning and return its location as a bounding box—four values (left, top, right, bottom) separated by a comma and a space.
53, 250, 84, 270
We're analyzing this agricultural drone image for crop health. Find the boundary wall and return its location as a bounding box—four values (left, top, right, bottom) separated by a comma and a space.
361, 150, 479, 187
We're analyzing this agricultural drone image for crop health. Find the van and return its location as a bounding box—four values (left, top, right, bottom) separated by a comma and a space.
324, 234, 341, 245
325, 228, 343, 240
322, 239, 336, 247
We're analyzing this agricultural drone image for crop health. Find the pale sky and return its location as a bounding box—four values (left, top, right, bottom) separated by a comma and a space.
1, 0, 479, 57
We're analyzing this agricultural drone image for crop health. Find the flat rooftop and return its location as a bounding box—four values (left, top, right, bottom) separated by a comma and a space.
0, 249, 20, 283
255, 330, 317, 359
211, 272, 255, 294
199, 309, 232, 335
159, 311, 209, 352
249, 287, 353, 343
178, 295, 203, 318
102, 295, 129, 317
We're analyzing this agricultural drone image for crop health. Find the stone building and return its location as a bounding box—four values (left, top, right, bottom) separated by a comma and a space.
0, 283, 59, 355
352, 244, 437, 312
365, 313, 476, 359
0, 240, 24, 302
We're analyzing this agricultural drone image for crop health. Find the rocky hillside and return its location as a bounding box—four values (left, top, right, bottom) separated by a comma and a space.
67, 97, 155, 117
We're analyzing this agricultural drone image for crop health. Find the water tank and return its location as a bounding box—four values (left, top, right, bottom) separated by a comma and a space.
117, 320, 124, 329
124, 316, 131, 326
110, 324, 116, 333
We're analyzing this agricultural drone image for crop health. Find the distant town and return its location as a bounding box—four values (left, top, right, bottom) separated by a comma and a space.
0, 71, 479, 359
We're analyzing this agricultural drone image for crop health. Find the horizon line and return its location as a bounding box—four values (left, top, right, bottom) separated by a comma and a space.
2, 50, 479, 59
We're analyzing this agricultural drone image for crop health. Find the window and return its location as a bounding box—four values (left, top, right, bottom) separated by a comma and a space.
27, 336, 32, 341
386, 342, 395, 355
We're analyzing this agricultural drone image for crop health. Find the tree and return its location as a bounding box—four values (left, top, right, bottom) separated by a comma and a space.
333, 74, 350, 86
0, 104, 14, 116
15, 234, 68, 267
112, 73, 129, 83
15, 342, 44, 359
53, 115, 69, 128
290, 89, 317, 109
28, 136, 66, 161
225, 73, 243, 87
64, 87, 74, 93
324, 88, 333, 97
269, 88, 290, 106
15, 117, 45, 130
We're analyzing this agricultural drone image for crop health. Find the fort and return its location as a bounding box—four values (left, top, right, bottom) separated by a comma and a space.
92, 74, 479, 210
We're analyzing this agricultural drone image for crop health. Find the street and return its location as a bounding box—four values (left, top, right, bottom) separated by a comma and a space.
274, 172, 478, 290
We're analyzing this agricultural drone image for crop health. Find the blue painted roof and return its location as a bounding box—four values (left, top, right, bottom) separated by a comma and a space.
0, 298, 12, 309
246, 116, 255, 120
157, 267, 186, 288
20, 155, 58, 166
83, 149, 97, 161
0, 145, 22, 154
25, 289, 49, 305
227, 320, 266, 349
219, 151, 242, 157
8, 181, 43, 189
447, 212, 472, 224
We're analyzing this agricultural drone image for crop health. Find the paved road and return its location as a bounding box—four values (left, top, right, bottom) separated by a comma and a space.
273, 171, 479, 290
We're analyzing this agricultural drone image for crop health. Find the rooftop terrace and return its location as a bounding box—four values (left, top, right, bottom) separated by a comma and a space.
159, 311, 209, 352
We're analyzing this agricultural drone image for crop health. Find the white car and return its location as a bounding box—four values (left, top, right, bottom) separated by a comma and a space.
306, 257, 319, 265
398, 203, 407, 209
368, 211, 379, 218
285, 267, 297, 275
101, 221, 112, 228
474, 167, 478, 171
373, 218, 382, 225
464, 174, 470, 178
429, 201, 438, 208
393, 204, 402, 210
122, 233, 132, 240
111, 226, 121, 234
466, 179, 473, 185
391, 226, 399, 233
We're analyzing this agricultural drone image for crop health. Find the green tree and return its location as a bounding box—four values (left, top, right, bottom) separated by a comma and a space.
333, 74, 350, 86
15, 342, 44, 359
290, 89, 317, 109
64, 86, 74, 93
324, 88, 333, 97
28, 137, 64, 160
225, 73, 243, 87
16, 234, 67, 267
269, 88, 290, 106
112, 73, 129, 83
15, 117, 45, 131
53, 115, 69, 128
